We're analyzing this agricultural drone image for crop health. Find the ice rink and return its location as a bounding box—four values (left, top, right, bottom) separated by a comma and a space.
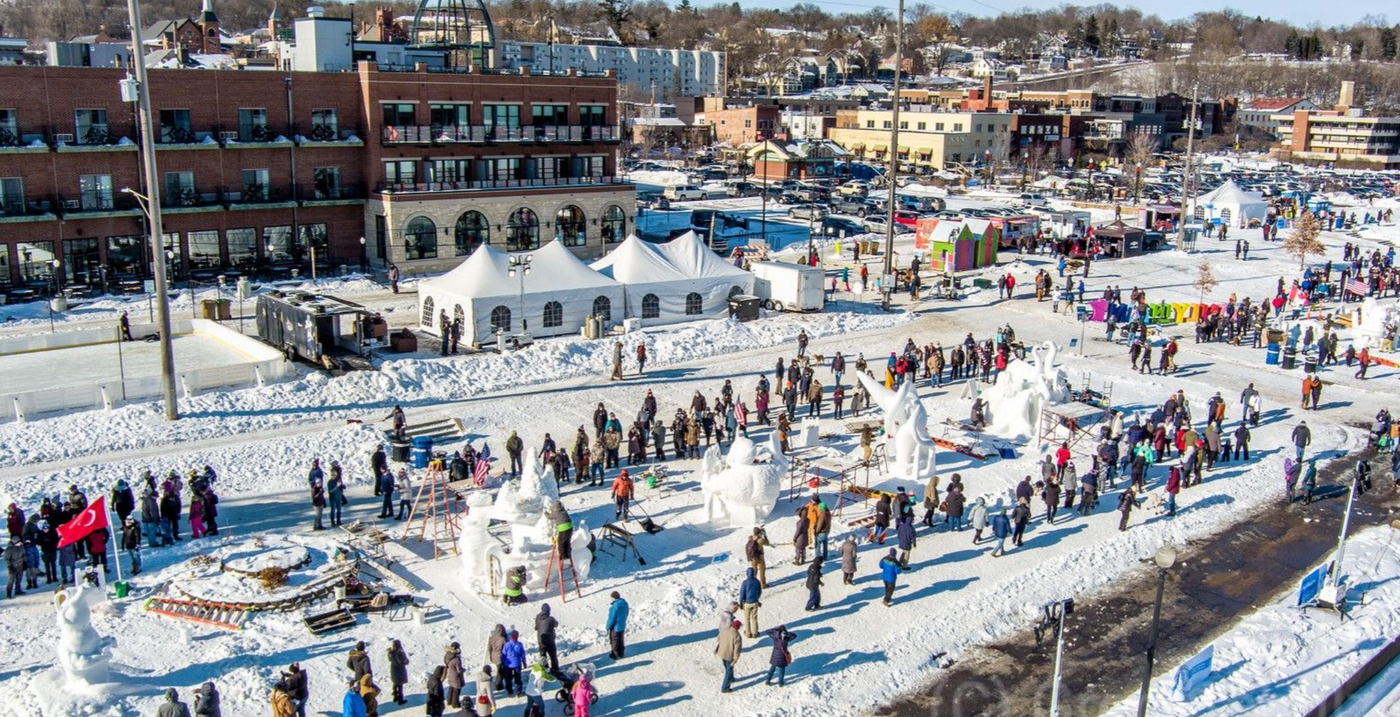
0, 333, 261, 394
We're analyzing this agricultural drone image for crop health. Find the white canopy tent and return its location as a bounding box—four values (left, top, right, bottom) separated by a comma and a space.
592, 232, 757, 325
651, 231, 757, 315
1191, 180, 1269, 229
417, 242, 625, 345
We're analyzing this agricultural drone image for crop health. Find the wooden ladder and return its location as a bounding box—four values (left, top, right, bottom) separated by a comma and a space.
144, 596, 250, 631
401, 462, 462, 559
543, 541, 582, 603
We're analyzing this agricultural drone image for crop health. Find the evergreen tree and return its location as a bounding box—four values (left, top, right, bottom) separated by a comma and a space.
1379, 26, 1396, 61
1084, 14, 1101, 55
1285, 28, 1300, 59
1106, 17, 1120, 56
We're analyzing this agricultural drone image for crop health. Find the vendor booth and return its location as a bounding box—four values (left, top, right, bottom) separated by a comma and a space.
1094, 221, 1146, 259
1191, 181, 1269, 229
417, 242, 626, 345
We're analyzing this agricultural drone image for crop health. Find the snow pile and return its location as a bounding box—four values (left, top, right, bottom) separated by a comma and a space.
1350, 298, 1397, 353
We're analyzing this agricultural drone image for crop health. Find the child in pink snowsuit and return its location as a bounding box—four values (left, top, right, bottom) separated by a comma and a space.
189, 496, 206, 538
572, 673, 592, 717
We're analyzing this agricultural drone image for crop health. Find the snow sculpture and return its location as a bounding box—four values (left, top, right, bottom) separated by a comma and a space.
1353, 298, 1397, 353
55, 584, 113, 689
981, 341, 1071, 440
459, 452, 592, 596
855, 373, 937, 480
699, 432, 788, 527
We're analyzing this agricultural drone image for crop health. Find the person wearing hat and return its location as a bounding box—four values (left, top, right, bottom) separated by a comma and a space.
346, 642, 372, 683
120, 516, 142, 576
715, 618, 743, 693
522, 659, 557, 716
157, 688, 193, 717
878, 548, 902, 607
442, 642, 464, 708
4, 535, 26, 598
606, 591, 629, 659
764, 625, 796, 687
500, 630, 526, 697
386, 639, 409, 705
282, 663, 309, 717
610, 470, 634, 521
535, 604, 559, 672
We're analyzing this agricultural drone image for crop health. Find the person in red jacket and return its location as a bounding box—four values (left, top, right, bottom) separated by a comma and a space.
1054, 443, 1071, 480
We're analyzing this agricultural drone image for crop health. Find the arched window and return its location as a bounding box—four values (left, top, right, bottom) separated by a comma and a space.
641, 293, 660, 319
685, 292, 703, 315
405, 216, 438, 260
542, 300, 563, 328
453, 304, 465, 328
420, 296, 434, 326
555, 205, 587, 247
601, 205, 626, 244
506, 208, 539, 252
490, 305, 511, 333
592, 296, 611, 322
454, 211, 489, 256
1219, 208, 1232, 225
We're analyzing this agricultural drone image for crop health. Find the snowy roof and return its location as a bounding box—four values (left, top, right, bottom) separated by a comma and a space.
424, 241, 621, 300
1195, 180, 1266, 207
654, 231, 751, 280
590, 235, 689, 284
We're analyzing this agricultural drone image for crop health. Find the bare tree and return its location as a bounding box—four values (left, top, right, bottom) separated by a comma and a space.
1125, 130, 1155, 203
1193, 260, 1217, 305
1284, 211, 1326, 270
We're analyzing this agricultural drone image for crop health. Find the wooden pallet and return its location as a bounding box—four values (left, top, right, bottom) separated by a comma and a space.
144, 596, 250, 631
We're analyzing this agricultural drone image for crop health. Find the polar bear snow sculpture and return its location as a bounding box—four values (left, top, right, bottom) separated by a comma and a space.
981, 340, 1071, 440
700, 432, 788, 527
55, 583, 113, 690
459, 452, 592, 596
856, 373, 937, 481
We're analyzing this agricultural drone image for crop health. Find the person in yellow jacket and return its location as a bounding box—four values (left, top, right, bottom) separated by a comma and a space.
358, 673, 381, 717
270, 681, 296, 717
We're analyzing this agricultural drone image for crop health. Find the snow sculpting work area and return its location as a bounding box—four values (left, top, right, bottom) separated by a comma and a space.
457, 452, 593, 595
699, 433, 788, 527
55, 584, 114, 693
856, 373, 937, 480
981, 341, 1071, 440
1352, 297, 1398, 353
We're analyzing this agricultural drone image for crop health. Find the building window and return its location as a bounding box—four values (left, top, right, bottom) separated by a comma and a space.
865, 120, 875, 128
685, 291, 703, 315
241, 169, 270, 201
405, 216, 439, 260
385, 160, 417, 188
428, 159, 472, 186
163, 172, 196, 206
263, 225, 292, 261
579, 156, 605, 178
490, 305, 511, 333
312, 167, 341, 199
187, 230, 221, 268
484, 104, 521, 128
0, 176, 24, 215
421, 296, 435, 327
227, 228, 256, 268
0, 109, 17, 145
917, 122, 926, 131
535, 156, 566, 183
592, 295, 611, 322
159, 108, 193, 143
429, 103, 470, 130
532, 104, 568, 126
16, 241, 56, 282
454, 211, 489, 256
298, 223, 328, 264
641, 293, 660, 319
382, 103, 415, 127
75, 109, 109, 145
0, 247, 9, 288
542, 300, 563, 328
482, 158, 520, 184
601, 205, 625, 244
936, 122, 944, 131
580, 105, 606, 127
309, 109, 339, 140
507, 208, 539, 251
105, 236, 147, 278
238, 108, 270, 141
63, 238, 100, 285
555, 205, 586, 246
78, 174, 113, 210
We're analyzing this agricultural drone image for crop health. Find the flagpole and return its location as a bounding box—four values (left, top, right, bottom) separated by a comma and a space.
107, 498, 124, 589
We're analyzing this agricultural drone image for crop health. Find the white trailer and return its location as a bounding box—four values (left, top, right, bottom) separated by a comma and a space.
750, 261, 826, 312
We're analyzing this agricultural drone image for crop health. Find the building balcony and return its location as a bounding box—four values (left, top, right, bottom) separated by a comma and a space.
221, 126, 293, 147
0, 193, 57, 222
227, 185, 293, 208
0, 127, 50, 154
160, 188, 225, 212
374, 175, 623, 195
301, 183, 366, 203
380, 124, 622, 145
56, 192, 141, 217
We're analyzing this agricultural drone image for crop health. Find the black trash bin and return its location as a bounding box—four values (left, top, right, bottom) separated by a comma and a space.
728, 294, 760, 322
1304, 355, 1318, 374
1281, 346, 1298, 370
391, 439, 410, 463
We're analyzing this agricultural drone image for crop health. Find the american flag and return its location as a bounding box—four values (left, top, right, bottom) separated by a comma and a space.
1346, 279, 1369, 296
734, 401, 748, 427
473, 445, 491, 486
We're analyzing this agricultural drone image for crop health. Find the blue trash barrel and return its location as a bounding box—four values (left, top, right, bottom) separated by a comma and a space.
411, 436, 434, 469
1265, 344, 1281, 365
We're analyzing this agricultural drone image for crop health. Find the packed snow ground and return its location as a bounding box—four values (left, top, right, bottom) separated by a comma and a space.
0, 191, 1397, 717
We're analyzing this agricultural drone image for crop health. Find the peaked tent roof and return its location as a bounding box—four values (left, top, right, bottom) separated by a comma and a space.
1195, 180, 1266, 207
654, 231, 752, 280
591, 235, 689, 283
423, 241, 621, 300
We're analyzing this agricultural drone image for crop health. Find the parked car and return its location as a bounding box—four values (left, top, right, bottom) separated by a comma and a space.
892, 210, 921, 228
664, 184, 706, 201
725, 181, 761, 198
821, 217, 866, 237
830, 197, 875, 216
788, 204, 827, 221
896, 194, 943, 212
636, 191, 671, 210
837, 181, 870, 197
1018, 193, 1049, 207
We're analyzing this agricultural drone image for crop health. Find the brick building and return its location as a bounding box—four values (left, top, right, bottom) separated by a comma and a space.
0, 61, 630, 293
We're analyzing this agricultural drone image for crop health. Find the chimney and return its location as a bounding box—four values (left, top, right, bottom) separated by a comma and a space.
375, 9, 395, 39
1337, 80, 1355, 112
983, 74, 992, 103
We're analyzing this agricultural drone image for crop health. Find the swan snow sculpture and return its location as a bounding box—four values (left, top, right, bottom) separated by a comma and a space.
856, 372, 937, 480
981, 340, 1071, 440
1353, 298, 1397, 353
55, 583, 113, 690
458, 452, 592, 595
700, 432, 788, 527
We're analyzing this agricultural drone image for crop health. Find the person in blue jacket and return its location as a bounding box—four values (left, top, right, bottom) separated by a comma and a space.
500, 630, 526, 697
341, 681, 366, 717
606, 591, 629, 659
879, 549, 902, 607
990, 508, 1011, 557
738, 567, 762, 638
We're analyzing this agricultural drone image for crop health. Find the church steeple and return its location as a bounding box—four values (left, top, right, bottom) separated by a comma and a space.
199, 0, 219, 24
198, 0, 220, 53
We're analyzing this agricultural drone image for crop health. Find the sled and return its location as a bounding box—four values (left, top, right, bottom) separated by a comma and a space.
144, 596, 250, 631
303, 605, 356, 635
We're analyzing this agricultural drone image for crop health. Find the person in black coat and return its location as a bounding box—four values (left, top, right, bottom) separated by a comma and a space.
764, 626, 795, 687
387, 639, 409, 705
804, 557, 823, 611
535, 603, 559, 673
111, 480, 136, 525
425, 666, 446, 717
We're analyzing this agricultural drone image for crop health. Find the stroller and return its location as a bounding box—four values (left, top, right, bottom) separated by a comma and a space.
552, 662, 600, 715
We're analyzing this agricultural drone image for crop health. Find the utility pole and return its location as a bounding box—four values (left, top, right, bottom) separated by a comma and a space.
126, 0, 180, 420
1175, 82, 1199, 254
880, 0, 905, 312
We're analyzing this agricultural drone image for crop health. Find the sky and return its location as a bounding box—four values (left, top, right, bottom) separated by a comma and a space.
723, 0, 1391, 27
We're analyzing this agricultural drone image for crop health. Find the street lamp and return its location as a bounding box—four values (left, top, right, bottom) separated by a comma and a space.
1137, 544, 1178, 717
359, 235, 367, 273
507, 254, 531, 335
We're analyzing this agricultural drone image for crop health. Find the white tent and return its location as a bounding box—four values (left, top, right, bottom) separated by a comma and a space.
590, 235, 692, 325
651, 231, 757, 317
417, 242, 625, 345
1192, 180, 1268, 229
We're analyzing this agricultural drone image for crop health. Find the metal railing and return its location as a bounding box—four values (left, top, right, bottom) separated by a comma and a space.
374, 175, 619, 194
381, 124, 621, 144
303, 183, 365, 201
0, 192, 53, 217
58, 192, 139, 214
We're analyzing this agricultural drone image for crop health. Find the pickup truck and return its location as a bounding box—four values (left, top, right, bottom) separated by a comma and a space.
664, 184, 707, 201
829, 197, 877, 217
897, 194, 944, 212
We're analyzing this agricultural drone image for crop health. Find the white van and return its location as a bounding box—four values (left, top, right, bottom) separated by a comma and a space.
664, 184, 707, 201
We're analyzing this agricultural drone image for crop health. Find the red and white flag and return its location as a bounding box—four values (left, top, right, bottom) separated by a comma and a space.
57, 496, 109, 548
734, 401, 748, 427
1346, 279, 1368, 296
